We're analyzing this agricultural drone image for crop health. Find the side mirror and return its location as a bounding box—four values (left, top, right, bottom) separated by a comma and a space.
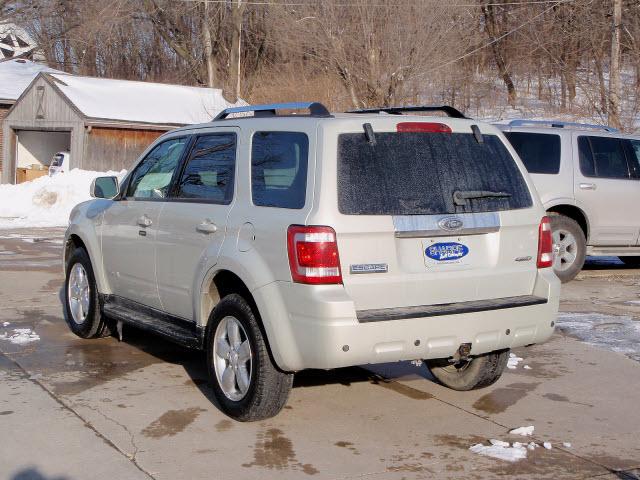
91, 176, 119, 199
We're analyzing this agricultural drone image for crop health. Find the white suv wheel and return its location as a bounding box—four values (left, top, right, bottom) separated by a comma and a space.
552, 228, 578, 272
213, 315, 253, 401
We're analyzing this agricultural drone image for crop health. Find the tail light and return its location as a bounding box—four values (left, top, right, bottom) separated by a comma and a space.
287, 225, 342, 284
397, 122, 452, 133
537, 216, 553, 268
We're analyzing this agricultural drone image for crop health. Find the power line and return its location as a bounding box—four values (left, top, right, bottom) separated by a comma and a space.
417, 0, 577, 77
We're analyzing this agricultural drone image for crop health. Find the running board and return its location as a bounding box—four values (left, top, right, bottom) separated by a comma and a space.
101, 295, 203, 349
356, 295, 547, 323
587, 246, 640, 256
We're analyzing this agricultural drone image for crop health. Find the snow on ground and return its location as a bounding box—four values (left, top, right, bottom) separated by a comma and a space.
507, 352, 524, 369
469, 441, 528, 462
556, 312, 640, 362
0, 169, 125, 229
0, 327, 40, 345
509, 426, 534, 436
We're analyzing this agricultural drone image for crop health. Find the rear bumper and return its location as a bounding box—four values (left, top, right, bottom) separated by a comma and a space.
253, 269, 560, 371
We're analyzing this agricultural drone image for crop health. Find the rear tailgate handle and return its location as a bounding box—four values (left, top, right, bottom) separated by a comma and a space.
137, 215, 152, 227
196, 220, 218, 234
579, 183, 596, 190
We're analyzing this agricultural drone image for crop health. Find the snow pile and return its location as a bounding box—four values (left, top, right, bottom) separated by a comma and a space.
0, 169, 125, 229
0, 327, 40, 345
509, 426, 534, 436
507, 353, 524, 369
469, 440, 528, 462
543, 442, 553, 450
0, 59, 61, 102
557, 312, 640, 362
50, 73, 246, 125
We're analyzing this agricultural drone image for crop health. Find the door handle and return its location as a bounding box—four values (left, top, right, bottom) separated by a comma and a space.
579, 183, 597, 190
196, 220, 218, 234
137, 215, 153, 227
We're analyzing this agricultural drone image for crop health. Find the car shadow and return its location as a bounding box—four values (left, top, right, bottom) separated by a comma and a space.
582, 256, 637, 271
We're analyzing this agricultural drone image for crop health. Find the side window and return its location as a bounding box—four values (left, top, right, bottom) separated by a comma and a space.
624, 139, 640, 178
578, 136, 595, 177
127, 137, 187, 199
579, 136, 629, 179
176, 134, 236, 203
504, 132, 561, 174
251, 132, 309, 209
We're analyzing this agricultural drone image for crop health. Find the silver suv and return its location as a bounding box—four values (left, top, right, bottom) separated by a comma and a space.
500, 120, 640, 282
63, 103, 559, 421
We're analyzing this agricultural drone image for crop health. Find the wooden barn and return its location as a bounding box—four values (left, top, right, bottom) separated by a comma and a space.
0, 59, 60, 175
1, 72, 242, 184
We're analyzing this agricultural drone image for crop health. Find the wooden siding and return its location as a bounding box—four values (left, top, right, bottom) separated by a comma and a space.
0, 104, 10, 172
84, 127, 164, 172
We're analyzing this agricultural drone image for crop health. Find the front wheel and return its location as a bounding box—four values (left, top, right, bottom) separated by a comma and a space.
206, 294, 293, 421
63, 248, 111, 338
426, 350, 509, 391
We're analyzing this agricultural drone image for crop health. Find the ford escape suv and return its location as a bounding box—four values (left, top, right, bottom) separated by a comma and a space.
500, 120, 640, 282
63, 102, 560, 421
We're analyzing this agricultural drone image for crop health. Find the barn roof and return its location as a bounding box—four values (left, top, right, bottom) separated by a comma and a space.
0, 59, 60, 103
47, 73, 244, 126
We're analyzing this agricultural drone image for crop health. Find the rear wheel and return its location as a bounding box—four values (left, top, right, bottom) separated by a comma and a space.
549, 214, 586, 283
426, 350, 509, 391
206, 294, 293, 421
64, 248, 111, 338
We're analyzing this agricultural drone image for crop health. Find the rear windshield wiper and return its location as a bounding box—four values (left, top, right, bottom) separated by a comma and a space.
453, 190, 511, 206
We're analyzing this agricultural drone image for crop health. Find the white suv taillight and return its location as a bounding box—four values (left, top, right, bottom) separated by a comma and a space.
287, 225, 342, 284
537, 216, 553, 268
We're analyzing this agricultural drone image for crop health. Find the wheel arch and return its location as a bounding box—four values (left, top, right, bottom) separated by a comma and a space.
546, 204, 589, 242
63, 230, 109, 294
200, 268, 284, 371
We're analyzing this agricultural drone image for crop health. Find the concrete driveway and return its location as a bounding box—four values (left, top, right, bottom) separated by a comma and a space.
0, 229, 638, 480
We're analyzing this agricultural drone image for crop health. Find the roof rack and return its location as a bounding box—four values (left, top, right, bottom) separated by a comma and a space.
346, 105, 468, 119
507, 119, 619, 132
214, 102, 332, 120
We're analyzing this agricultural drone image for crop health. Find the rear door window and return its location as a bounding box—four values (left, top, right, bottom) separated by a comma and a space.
176, 133, 236, 203
578, 136, 630, 179
251, 132, 308, 209
504, 132, 561, 174
338, 131, 532, 215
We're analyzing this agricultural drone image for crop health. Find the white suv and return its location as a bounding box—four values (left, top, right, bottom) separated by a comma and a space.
500, 120, 640, 282
63, 103, 559, 421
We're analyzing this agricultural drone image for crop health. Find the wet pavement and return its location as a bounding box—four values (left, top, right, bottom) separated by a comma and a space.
1, 229, 639, 479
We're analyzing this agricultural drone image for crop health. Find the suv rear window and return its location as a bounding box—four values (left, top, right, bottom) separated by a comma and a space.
338, 132, 532, 215
504, 132, 561, 174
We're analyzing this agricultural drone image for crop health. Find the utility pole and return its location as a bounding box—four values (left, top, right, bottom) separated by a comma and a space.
609, 0, 622, 130
203, 0, 216, 88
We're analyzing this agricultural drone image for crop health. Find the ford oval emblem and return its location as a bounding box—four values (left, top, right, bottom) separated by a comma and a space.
438, 216, 464, 231
426, 242, 469, 261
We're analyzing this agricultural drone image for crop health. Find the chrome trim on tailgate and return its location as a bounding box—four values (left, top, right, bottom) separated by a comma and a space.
393, 212, 500, 238
356, 295, 547, 322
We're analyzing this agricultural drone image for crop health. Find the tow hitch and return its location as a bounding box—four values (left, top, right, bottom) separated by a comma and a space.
450, 343, 472, 363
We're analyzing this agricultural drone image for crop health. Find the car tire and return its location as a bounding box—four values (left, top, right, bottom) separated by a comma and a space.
64, 248, 111, 339
426, 349, 509, 391
549, 214, 586, 283
206, 294, 293, 421
618, 256, 640, 266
